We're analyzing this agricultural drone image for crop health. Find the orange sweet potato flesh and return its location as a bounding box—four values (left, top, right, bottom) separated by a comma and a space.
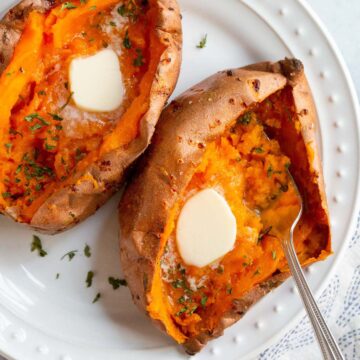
155, 93, 330, 342
0, 0, 182, 233
119, 59, 331, 353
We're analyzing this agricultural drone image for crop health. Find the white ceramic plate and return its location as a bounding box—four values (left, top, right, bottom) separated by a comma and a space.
0, 0, 359, 359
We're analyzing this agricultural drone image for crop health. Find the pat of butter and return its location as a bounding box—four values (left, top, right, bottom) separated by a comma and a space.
176, 188, 237, 268
69, 49, 124, 112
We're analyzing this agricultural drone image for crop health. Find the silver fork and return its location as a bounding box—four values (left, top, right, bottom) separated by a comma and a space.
263, 173, 344, 360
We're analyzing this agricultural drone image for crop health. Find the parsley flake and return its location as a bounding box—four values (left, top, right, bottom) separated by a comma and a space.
200, 295, 208, 308
258, 226, 272, 243
133, 49, 144, 67
84, 244, 91, 258
61, 250, 78, 261
123, 30, 132, 49
61, 2, 77, 10
31, 235, 47, 257
86, 271, 94, 288
196, 34, 207, 49
108, 277, 127, 290
92, 292, 101, 303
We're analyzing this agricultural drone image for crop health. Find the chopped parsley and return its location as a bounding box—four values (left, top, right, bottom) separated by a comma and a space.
2, 192, 11, 199
21, 152, 54, 180
9, 128, 23, 137
75, 148, 86, 163
172, 279, 186, 289
84, 244, 91, 258
253, 147, 264, 154
237, 112, 252, 125
61, 250, 78, 261
196, 34, 207, 49
200, 295, 208, 308
117, 2, 138, 21
45, 143, 56, 151
60, 92, 74, 111
48, 113, 63, 121
92, 292, 101, 303
254, 269, 261, 276
133, 49, 144, 67
61, 2, 77, 10
189, 305, 198, 315
176, 307, 187, 316
24, 113, 49, 125
86, 271, 94, 288
178, 296, 186, 304
123, 30, 132, 49
108, 277, 127, 290
31, 235, 47, 257
258, 226, 272, 243
267, 165, 282, 177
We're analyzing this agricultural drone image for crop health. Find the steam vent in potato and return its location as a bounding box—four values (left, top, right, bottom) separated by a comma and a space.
119, 59, 331, 353
0, 0, 182, 234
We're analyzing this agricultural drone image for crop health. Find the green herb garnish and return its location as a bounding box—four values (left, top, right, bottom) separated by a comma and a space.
272, 250, 277, 260
258, 226, 272, 243
61, 2, 77, 10
61, 250, 78, 261
178, 296, 186, 304
200, 295, 208, 308
176, 307, 188, 316
172, 279, 186, 289
108, 277, 127, 290
196, 34, 207, 49
45, 143, 56, 151
92, 292, 101, 303
86, 271, 94, 288
237, 112, 252, 125
48, 113, 63, 121
2, 192, 11, 199
24, 113, 49, 125
60, 92, 74, 111
31, 235, 47, 257
253, 147, 264, 154
84, 244, 91, 258
133, 49, 144, 67
123, 30, 132, 49
189, 305, 198, 315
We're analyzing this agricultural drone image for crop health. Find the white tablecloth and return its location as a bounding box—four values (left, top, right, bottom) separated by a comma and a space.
1, 0, 359, 359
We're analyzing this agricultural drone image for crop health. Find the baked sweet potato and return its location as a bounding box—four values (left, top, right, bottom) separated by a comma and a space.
0, 0, 182, 234
119, 58, 331, 353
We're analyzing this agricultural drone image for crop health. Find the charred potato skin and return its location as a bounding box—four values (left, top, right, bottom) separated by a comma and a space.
0, 0, 182, 234
119, 59, 330, 353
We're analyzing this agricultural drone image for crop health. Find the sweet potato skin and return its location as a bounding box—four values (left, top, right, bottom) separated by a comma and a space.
0, 0, 182, 234
119, 59, 330, 353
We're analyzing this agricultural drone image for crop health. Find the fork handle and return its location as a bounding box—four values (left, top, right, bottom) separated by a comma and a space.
282, 238, 344, 360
